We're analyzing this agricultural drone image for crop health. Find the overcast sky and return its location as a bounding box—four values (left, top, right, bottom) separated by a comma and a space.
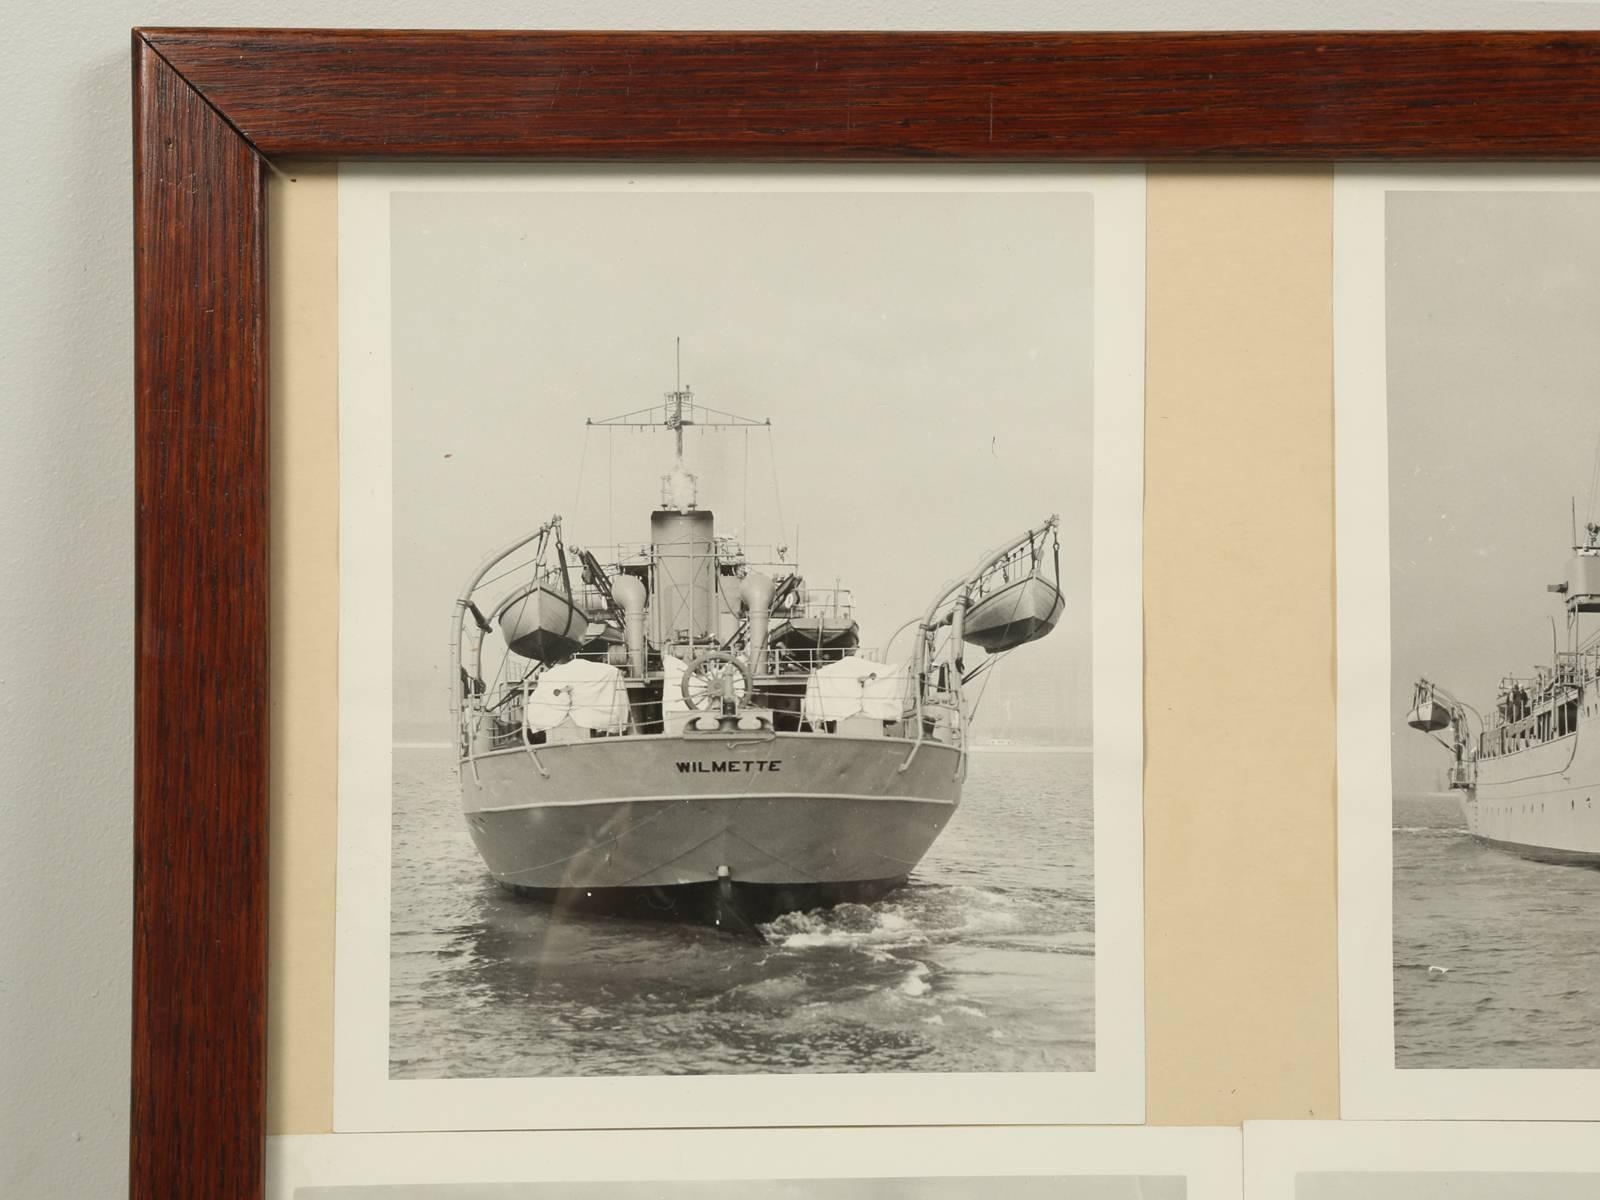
389, 185, 1095, 742
1387, 190, 1600, 792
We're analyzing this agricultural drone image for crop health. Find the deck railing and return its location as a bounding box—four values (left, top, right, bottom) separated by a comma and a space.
462, 642, 938, 753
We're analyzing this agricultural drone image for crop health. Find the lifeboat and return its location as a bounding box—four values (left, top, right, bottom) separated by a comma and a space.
493, 579, 589, 663
769, 614, 861, 651
1406, 699, 1452, 733
769, 584, 860, 653
962, 573, 1065, 653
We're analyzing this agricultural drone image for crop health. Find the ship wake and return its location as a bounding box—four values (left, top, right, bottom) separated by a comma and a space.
763, 884, 1086, 950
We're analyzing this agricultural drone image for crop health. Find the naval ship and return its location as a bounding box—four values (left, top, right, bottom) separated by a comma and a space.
449, 383, 1066, 929
1408, 514, 1600, 866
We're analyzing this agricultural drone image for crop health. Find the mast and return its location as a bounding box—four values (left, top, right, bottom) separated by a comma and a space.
671, 336, 686, 464
586, 361, 775, 655
587, 363, 771, 514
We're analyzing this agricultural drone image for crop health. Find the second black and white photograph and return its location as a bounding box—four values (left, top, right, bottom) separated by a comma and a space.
1384, 188, 1600, 1072
292, 1180, 1186, 1200
266, 1128, 1239, 1200
332, 166, 1146, 1132
1245, 1120, 1600, 1200
1338, 169, 1600, 1119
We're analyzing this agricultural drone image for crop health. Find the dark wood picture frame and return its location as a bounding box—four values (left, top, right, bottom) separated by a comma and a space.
131, 27, 1600, 1199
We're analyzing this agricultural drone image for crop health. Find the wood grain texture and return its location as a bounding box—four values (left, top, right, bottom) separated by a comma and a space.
132, 34, 267, 1200
130, 24, 1600, 1200
144, 28, 1600, 160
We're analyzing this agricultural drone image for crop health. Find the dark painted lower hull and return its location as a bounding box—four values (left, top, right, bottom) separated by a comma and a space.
501, 874, 907, 935
1472, 834, 1600, 869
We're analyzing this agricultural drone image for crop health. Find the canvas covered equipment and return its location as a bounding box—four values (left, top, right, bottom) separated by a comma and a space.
524, 657, 630, 734
802, 655, 913, 726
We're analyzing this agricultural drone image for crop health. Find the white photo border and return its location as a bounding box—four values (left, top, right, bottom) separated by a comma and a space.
271, 1126, 1237, 1198
1245, 1120, 1600, 1198
1335, 164, 1600, 1119
333, 164, 1147, 1131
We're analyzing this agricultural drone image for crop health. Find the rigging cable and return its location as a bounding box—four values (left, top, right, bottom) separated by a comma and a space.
476, 553, 542, 592
1586, 424, 1600, 528
766, 426, 788, 550
475, 525, 553, 592
571, 425, 591, 531
966, 648, 1014, 726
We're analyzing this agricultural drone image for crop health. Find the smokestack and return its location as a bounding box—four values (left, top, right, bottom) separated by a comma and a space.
650, 509, 715, 646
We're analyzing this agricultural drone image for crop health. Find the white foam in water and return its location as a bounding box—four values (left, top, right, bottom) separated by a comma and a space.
897, 961, 933, 998
760, 903, 929, 952
758, 886, 1032, 952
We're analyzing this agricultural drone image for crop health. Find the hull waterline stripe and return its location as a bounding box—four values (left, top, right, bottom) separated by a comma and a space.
468, 790, 958, 814
461, 732, 965, 762
1472, 832, 1600, 865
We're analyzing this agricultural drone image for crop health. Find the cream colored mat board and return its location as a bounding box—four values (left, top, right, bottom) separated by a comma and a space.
1143, 167, 1337, 1125
268, 161, 339, 1135
265, 165, 1339, 1132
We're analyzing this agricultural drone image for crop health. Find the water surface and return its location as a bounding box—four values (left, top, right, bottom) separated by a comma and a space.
1394, 792, 1600, 1068
391, 747, 1094, 1077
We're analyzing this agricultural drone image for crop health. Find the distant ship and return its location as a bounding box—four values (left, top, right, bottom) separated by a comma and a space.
1409, 510, 1600, 866
450, 379, 1066, 929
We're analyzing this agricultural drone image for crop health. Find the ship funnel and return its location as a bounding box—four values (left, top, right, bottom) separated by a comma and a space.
611, 574, 649, 678
740, 571, 775, 671
651, 510, 716, 646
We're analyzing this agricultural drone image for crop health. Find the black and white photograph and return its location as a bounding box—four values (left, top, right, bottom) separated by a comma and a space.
267, 1128, 1238, 1200
1337, 170, 1600, 1117
1297, 1174, 1600, 1200
333, 167, 1146, 1131
293, 1181, 1186, 1200
1385, 190, 1600, 1070
1244, 1121, 1600, 1200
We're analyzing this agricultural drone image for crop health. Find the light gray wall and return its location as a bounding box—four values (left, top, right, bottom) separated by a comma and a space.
6, 2, 1598, 1196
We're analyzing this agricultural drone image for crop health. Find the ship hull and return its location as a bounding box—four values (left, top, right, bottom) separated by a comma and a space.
460, 732, 962, 921
1463, 708, 1600, 865
1467, 834, 1600, 867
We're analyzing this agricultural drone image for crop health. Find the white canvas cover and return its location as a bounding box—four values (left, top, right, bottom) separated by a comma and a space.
660, 653, 693, 720
524, 657, 630, 734
802, 655, 913, 725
